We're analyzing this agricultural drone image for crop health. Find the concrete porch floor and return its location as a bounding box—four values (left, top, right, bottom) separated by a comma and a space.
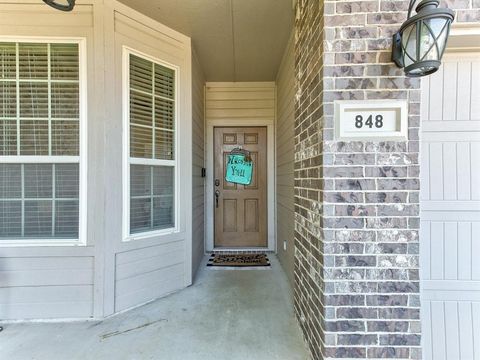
1, 255, 309, 360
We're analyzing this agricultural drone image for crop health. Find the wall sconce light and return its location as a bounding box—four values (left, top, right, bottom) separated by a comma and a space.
392, 0, 454, 77
43, 0, 75, 11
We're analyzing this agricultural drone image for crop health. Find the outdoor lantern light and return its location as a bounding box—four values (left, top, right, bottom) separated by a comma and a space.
43, 0, 75, 11
392, 0, 454, 77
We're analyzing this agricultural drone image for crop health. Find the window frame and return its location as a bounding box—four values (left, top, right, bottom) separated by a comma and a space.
0, 36, 88, 247
122, 47, 179, 242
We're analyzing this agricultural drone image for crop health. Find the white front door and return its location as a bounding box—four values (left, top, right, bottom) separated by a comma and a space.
420, 52, 480, 359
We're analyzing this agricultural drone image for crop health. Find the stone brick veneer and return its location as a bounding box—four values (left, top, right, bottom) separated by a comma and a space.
293, 0, 480, 359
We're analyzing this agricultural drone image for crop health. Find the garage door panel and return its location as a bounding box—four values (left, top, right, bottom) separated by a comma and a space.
458, 221, 473, 280
429, 221, 445, 280
423, 300, 480, 360
421, 220, 480, 281
442, 62, 458, 121
422, 141, 480, 201
457, 63, 472, 121
445, 301, 460, 360
420, 141, 430, 200
457, 142, 472, 200
472, 142, 480, 200
431, 301, 447, 360
424, 56, 480, 122
458, 302, 475, 360
428, 67, 444, 121
421, 52, 480, 359
444, 222, 458, 279
472, 61, 480, 120
473, 222, 480, 280
428, 142, 444, 200
443, 142, 457, 200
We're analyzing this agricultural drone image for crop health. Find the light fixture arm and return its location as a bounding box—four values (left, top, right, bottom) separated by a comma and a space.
43, 0, 75, 11
407, 0, 418, 19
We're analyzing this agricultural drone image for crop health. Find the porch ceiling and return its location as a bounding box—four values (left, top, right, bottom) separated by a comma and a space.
118, 0, 294, 81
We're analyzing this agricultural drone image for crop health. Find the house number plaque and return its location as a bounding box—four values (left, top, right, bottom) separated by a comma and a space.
334, 100, 408, 141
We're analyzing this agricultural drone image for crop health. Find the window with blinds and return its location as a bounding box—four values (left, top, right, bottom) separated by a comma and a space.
128, 53, 175, 235
0, 42, 81, 241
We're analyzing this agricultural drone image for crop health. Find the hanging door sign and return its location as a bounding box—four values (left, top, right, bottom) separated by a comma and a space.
225, 149, 253, 185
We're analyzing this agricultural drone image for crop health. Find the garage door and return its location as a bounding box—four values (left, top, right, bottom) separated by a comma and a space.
420, 53, 480, 359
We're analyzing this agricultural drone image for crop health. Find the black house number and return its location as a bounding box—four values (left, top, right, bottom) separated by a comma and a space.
354, 114, 384, 129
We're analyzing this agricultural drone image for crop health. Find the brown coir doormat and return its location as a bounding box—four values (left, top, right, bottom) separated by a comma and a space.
207, 253, 270, 267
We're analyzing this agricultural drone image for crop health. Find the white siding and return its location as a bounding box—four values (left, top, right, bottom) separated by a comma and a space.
420, 53, 480, 360
275, 34, 295, 286
192, 48, 205, 277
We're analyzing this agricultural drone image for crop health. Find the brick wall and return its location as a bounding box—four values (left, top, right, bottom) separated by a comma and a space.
295, 0, 436, 359
293, 0, 325, 358
293, 0, 480, 358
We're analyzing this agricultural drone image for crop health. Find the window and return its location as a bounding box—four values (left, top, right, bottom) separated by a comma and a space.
0, 40, 84, 243
126, 52, 176, 237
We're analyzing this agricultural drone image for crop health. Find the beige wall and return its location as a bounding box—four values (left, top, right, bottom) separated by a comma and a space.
192, 48, 205, 277
205, 82, 276, 122
275, 34, 295, 286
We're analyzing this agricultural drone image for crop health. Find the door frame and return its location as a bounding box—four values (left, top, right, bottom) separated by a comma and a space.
206, 121, 275, 252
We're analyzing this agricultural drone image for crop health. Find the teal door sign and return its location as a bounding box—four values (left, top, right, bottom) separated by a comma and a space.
225, 150, 253, 185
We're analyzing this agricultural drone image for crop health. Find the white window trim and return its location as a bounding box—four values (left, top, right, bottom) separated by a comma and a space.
122, 46, 180, 242
0, 36, 88, 247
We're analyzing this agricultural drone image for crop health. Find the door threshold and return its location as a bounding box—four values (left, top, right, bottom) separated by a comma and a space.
211, 247, 274, 253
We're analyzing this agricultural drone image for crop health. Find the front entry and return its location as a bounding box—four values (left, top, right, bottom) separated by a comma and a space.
214, 127, 267, 248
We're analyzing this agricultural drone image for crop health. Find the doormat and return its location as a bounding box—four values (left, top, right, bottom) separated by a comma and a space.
207, 253, 270, 268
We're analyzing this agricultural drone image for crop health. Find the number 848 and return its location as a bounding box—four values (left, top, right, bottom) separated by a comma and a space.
355, 115, 383, 128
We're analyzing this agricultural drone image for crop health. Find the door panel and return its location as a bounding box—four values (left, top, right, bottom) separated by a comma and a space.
420, 53, 480, 360
214, 127, 267, 248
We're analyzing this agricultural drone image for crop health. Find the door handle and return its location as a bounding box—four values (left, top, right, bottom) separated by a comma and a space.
215, 190, 220, 208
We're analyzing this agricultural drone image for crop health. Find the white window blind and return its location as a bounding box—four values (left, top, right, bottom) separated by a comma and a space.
128, 54, 175, 235
0, 42, 81, 241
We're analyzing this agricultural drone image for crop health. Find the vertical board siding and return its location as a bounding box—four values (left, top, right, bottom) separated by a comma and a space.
192, 49, 205, 277
421, 54, 480, 360
275, 34, 295, 286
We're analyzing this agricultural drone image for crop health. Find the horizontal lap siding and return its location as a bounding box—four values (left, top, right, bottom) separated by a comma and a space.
192, 49, 205, 277
110, 8, 191, 315
275, 35, 295, 286
114, 241, 185, 312
206, 83, 276, 123
0, 255, 94, 319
